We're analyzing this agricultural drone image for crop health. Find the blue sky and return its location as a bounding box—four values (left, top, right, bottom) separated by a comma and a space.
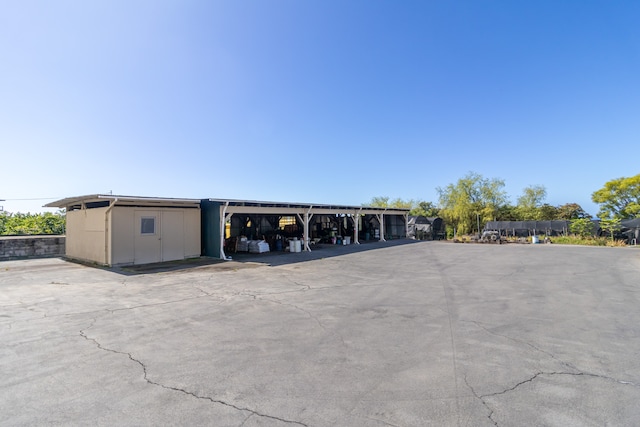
1, 0, 638, 216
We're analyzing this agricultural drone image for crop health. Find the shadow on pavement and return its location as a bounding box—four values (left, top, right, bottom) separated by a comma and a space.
229, 238, 423, 266
109, 239, 424, 275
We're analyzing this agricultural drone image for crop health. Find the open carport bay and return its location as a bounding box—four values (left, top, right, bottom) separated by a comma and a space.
1, 242, 640, 426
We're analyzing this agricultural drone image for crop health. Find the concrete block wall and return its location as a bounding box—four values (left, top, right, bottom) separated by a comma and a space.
0, 236, 66, 260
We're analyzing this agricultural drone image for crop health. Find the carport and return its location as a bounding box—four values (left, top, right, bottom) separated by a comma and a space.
201, 199, 410, 260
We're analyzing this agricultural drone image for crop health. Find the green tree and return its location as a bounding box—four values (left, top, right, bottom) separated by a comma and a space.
538, 204, 559, 220
437, 171, 508, 235
569, 218, 595, 237
599, 217, 622, 241
388, 198, 414, 209
592, 174, 640, 219
495, 204, 519, 221
516, 185, 547, 220
367, 196, 413, 209
557, 203, 591, 220
411, 201, 440, 217
368, 197, 437, 215
368, 196, 390, 208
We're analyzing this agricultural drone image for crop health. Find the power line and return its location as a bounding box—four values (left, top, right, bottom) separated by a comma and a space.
1, 197, 62, 201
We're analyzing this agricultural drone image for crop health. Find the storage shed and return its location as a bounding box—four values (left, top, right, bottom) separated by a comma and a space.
45, 195, 201, 266
407, 216, 445, 240
407, 216, 431, 240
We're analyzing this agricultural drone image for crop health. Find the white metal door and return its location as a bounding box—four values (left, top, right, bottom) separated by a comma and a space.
134, 210, 162, 264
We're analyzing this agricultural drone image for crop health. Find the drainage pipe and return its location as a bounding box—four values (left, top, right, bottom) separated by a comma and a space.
220, 201, 229, 260
104, 198, 118, 266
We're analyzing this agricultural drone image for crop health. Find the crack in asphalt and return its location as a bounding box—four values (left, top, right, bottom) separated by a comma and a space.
192, 285, 231, 305
239, 413, 254, 426
464, 375, 496, 426
462, 319, 580, 372
106, 295, 212, 313
455, 277, 639, 426
465, 371, 640, 427
362, 416, 402, 427
79, 322, 308, 427
462, 319, 640, 388
245, 292, 327, 332
35, 289, 226, 320
192, 285, 214, 296
238, 290, 349, 349
234, 287, 352, 373
278, 274, 312, 291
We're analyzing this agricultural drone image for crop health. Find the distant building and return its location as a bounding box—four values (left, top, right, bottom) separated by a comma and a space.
407, 216, 445, 240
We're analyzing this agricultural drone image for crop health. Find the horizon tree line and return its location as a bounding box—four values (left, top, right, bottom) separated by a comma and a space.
368, 172, 640, 236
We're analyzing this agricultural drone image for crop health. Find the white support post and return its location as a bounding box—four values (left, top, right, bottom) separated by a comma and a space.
404, 213, 409, 238
304, 208, 313, 251
296, 213, 303, 249
376, 211, 387, 242
351, 209, 362, 244
304, 209, 313, 252
296, 209, 313, 252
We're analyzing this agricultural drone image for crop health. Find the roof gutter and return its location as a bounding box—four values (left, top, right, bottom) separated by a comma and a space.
97, 195, 200, 204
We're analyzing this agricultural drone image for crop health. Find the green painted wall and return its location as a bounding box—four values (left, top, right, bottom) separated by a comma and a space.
201, 200, 221, 258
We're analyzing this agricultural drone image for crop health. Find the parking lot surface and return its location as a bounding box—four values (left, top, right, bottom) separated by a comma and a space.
2, 241, 640, 426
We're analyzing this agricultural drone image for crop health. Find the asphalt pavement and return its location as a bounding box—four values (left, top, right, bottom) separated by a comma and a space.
1, 240, 640, 426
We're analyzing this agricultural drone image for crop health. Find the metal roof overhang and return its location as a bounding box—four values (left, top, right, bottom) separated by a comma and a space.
46, 195, 409, 215
45, 194, 201, 209
206, 198, 409, 216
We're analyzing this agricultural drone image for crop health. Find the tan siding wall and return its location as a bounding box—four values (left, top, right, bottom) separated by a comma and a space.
107, 206, 201, 266
184, 208, 201, 258
111, 207, 135, 266
65, 208, 107, 264
184, 209, 202, 258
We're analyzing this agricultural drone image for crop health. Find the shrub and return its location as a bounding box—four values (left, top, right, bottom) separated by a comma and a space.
551, 235, 624, 246
0, 211, 66, 235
